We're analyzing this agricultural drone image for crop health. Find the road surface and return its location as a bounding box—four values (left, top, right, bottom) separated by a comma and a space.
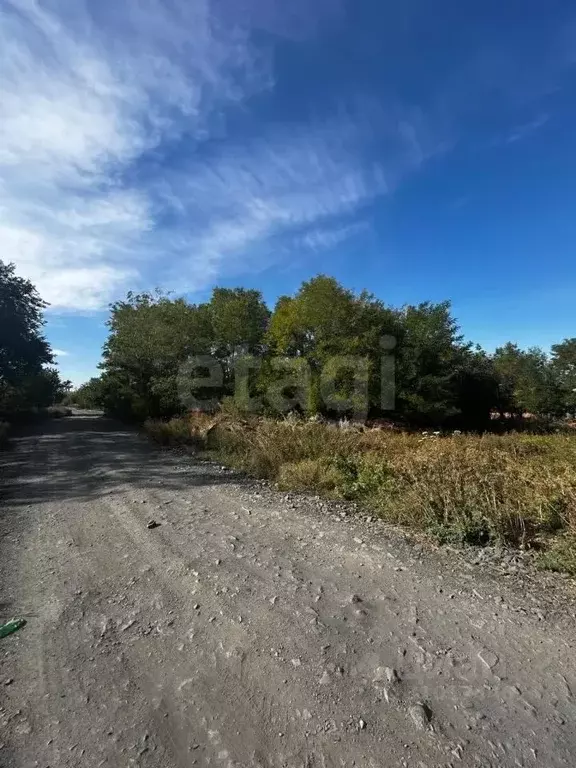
1, 414, 576, 767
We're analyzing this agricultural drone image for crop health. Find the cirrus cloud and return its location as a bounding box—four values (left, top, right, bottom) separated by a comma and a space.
0, 0, 437, 312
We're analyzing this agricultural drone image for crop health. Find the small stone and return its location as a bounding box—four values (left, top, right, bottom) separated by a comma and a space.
350, 594, 363, 604
409, 704, 430, 731
147, 520, 160, 529
4, 678, 14, 686
120, 619, 136, 632
319, 671, 331, 685
291, 658, 302, 667
374, 666, 400, 685
358, 718, 367, 730
477, 649, 499, 671
353, 538, 363, 545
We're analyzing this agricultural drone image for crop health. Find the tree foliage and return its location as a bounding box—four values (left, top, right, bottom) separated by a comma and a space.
89, 274, 575, 429
0, 261, 69, 416
551, 338, 576, 413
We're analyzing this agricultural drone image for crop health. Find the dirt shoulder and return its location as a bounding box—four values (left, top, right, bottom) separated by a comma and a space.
1, 414, 576, 767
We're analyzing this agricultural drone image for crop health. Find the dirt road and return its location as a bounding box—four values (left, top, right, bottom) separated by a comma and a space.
1, 414, 576, 767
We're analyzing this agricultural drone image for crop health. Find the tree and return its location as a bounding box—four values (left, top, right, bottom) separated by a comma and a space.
94, 272, 574, 428
209, 288, 269, 358
0, 261, 63, 415
0, 261, 52, 383
207, 287, 270, 401
265, 276, 401, 417
66, 378, 105, 409
453, 347, 502, 430
493, 343, 563, 416
101, 291, 213, 419
99, 287, 269, 419
395, 301, 468, 425
551, 338, 576, 414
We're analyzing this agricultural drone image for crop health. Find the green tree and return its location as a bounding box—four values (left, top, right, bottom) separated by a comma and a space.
265, 276, 400, 417
99, 287, 269, 419
492, 343, 563, 415
0, 261, 58, 415
101, 291, 212, 419
551, 338, 576, 413
66, 377, 105, 409
209, 288, 269, 358
395, 301, 468, 425
453, 347, 501, 430
207, 287, 270, 402
0, 262, 52, 382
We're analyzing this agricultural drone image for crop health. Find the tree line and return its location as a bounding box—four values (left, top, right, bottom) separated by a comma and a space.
69, 275, 576, 430
0, 261, 70, 418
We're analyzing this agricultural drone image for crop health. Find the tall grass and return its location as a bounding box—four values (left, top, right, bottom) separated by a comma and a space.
145, 414, 576, 569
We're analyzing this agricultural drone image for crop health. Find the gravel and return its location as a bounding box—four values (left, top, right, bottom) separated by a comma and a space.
1, 413, 576, 767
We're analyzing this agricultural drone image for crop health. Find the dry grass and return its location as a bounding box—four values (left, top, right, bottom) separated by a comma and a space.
145, 414, 576, 569
144, 413, 218, 448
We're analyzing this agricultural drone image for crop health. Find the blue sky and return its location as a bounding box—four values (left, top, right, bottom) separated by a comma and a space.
1, 0, 576, 386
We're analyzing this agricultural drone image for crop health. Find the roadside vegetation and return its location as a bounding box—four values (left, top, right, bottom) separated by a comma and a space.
46, 274, 576, 573
144, 412, 576, 573
70, 275, 576, 427
0, 260, 71, 440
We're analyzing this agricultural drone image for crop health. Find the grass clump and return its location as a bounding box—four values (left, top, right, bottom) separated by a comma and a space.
277, 458, 344, 494
144, 413, 217, 449
537, 536, 576, 576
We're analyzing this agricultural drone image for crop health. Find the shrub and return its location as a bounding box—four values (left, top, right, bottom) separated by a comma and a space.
144, 413, 217, 449
537, 535, 576, 576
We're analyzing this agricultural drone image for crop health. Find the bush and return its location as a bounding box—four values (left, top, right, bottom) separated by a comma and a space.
537, 535, 576, 576
144, 414, 217, 449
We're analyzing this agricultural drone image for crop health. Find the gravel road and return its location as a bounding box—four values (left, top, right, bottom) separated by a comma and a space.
2, 414, 576, 768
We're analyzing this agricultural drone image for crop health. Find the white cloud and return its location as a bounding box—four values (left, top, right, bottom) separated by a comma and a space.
505, 113, 550, 144
153, 109, 435, 291
296, 222, 370, 252
0, 0, 269, 310
0, 0, 437, 311
52, 348, 70, 357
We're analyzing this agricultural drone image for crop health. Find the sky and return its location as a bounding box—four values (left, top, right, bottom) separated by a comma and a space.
1, 0, 576, 387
